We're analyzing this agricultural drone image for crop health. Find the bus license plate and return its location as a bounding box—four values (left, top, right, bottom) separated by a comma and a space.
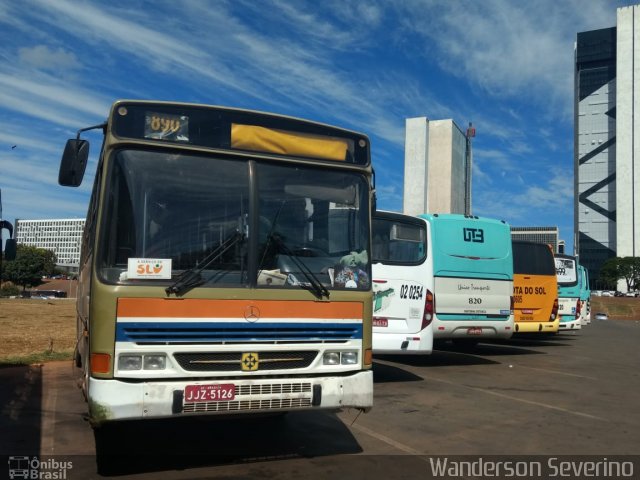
184, 384, 235, 403
467, 327, 482, 335
373, 318, 388, 327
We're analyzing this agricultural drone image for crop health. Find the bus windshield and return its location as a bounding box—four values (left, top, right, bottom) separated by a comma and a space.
99, 149, 370, 290
513, 242, 556, 276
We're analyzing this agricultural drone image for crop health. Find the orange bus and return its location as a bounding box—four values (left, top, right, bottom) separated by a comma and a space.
512, 240, 559, 333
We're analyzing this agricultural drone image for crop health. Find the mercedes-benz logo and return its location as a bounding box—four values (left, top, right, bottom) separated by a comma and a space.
244, 305, 260, 323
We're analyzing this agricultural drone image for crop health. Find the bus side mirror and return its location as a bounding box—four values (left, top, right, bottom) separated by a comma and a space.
59, 139, 90, 187
4, 238, 16, 261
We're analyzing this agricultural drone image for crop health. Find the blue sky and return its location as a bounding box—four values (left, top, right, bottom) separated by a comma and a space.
0, 0, 633, 252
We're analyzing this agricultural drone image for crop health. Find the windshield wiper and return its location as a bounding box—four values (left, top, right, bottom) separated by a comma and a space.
269, 234, 329, 300
165, 230, 244, 296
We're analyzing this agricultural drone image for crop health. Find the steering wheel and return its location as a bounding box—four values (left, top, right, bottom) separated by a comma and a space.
291, 246, 329, 257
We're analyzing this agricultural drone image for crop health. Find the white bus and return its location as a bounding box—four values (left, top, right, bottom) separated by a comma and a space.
371, 212, 514, 353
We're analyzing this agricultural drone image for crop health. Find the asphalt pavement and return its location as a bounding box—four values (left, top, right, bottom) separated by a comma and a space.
2, 318, 639, 479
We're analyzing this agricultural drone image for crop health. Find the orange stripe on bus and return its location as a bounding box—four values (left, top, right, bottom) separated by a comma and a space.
117, 298, 363, 319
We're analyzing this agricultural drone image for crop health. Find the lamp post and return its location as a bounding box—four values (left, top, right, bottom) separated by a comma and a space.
465, 123, 476, 216
0, 224, 2, 290
0, 188, 16, 290
0, 221, 15, 288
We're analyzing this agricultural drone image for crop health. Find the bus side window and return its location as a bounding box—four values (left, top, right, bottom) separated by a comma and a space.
82, 159, 102, 267
372, 233, 388, 262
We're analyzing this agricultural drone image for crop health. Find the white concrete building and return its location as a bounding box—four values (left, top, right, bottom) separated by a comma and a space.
615, 5, 640, 260
403, 117, 469, 216
15, 218, 84, 269
575, 4, 640, 289
510, 226, 560, 254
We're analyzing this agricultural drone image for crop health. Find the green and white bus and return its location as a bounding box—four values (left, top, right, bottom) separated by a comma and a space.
371, 212, 513, 353
579, 264, 591, 325
555, 254, 582, 331
59, 100, 374, 426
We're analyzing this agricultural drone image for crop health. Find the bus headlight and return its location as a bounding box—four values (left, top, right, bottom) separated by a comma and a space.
323, 351, 358, 365
341, 351, 358, 365
118, 354, 167, 370
143, 354, 167, 370
323, 352, 340, 365
118, 354, 142, 370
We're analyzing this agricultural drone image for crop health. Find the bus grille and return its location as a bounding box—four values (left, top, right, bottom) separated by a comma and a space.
183, 398, 312, 413
174, 351, 318, 371
118, 324, 360, 344
182, 382, 313, 413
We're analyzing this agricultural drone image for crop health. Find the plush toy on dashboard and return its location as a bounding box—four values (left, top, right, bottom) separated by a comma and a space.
333, 250, 369, 289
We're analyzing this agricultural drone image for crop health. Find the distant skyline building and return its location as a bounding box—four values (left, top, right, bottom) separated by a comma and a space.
403, 117, 471, 216
510, 226, 560, 253
575, 4, 639, 289
15, 218, 84, 269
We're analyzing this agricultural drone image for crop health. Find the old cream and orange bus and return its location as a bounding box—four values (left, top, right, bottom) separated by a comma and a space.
59, 100, 374, 428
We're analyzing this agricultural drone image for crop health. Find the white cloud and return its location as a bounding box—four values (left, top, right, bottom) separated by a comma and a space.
474, 168, 573, 223
0, 129, 61, 155
397, 0, 618, 117
0, 83, 110, 133
18, 45, 80, 72
472, 160, 492, 186
10, 0, 406, 144
0, 0, 595, 245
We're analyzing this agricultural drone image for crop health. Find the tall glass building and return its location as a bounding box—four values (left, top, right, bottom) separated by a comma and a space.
575, 5, 639, 288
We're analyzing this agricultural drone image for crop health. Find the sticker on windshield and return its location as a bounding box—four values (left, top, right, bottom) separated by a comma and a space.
127, 258, 172, 279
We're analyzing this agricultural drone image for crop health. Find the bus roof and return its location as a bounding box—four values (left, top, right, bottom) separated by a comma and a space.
417, 213, 509, 227
418, 213, 513, 280
108, 100, 371, 166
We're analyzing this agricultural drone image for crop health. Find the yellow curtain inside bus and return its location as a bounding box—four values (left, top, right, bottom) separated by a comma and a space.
231, 124, 350, 161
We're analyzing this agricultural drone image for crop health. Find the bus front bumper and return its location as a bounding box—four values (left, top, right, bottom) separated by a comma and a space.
514, 321, 559, 333
87, 371, 373, 425
558, 317, 582, 331
432, 318, 514, 340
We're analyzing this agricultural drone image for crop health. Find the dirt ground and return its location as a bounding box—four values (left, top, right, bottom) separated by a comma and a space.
0, 295, 635, 364
0, 298, 76, 362
591, 296, 640, 320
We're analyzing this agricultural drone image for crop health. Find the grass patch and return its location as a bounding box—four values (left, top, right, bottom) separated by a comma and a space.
591, 297, 640, 319
0, 350, 74, 366
0, 298, 76, 364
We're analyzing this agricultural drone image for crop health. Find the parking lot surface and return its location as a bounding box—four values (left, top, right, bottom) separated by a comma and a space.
2, 319, 639, 478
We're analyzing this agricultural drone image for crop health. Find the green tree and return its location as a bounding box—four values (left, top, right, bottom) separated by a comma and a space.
599, 256, 640, 292
3, 244, 57, 291
599, 258, 617, 288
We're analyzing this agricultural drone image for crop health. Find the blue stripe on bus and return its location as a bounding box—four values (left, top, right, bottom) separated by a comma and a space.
116, 322, 363, 343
